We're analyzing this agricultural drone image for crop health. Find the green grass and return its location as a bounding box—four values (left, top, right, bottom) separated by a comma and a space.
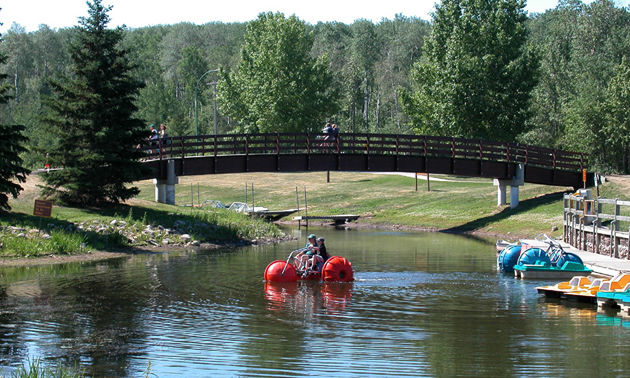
5, 172, 628, 257
133, 171, 583, 239
2, 359, 85, 378
0, 359, 156, 378
2, 175, 285, 257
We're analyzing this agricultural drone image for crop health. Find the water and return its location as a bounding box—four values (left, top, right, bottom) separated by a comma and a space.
1, 228, 630, 377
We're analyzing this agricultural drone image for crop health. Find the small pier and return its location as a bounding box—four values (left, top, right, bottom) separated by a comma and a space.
249, 209, 299, 221
292, 214, 360, 225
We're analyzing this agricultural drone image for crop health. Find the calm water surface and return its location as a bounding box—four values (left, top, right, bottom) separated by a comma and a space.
1, 228, 629, 377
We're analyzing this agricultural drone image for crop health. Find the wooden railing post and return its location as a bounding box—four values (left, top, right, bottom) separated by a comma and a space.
614, 199, 620, 258
525, 145, 529, 165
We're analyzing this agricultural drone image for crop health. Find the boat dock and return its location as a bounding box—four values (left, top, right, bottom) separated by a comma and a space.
248, 209, 299, 221
519, 238, 630, 278
292, 214, 360, 225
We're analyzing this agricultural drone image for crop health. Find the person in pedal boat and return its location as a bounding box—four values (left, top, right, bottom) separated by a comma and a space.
296, 234, 318, 272
307, 237, 329, 272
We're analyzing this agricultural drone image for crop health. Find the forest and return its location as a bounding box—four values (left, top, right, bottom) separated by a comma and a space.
2, 0, 630, 174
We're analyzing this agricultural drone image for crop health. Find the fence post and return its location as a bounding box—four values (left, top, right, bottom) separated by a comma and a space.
614, 199, 620, 258
575, 196, 580, 247
562, 194, 569, 243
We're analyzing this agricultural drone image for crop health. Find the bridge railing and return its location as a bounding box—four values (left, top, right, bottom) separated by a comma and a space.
145, 132, 587, 173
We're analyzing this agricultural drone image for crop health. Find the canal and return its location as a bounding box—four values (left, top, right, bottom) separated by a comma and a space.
0, 227, 629, 377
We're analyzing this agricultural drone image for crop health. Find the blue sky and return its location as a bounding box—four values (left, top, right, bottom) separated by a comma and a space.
1, 0, 622, 34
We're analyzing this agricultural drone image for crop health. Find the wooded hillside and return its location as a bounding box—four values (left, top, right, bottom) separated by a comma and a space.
2, 0, 630, 174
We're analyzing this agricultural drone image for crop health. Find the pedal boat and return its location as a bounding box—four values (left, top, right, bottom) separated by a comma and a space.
536, 276, 593, 298
264, 248, 354, 283
538, 273, 630, 304
514, 261, 592, 279
596, 283, 630, 312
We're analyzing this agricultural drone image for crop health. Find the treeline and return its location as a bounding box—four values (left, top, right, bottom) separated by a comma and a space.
2, 0, 630, 173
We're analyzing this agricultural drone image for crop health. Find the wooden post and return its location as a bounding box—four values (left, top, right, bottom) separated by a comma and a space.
614, 199, 620, 258
295, 186, 300, 216
304, 185, 308, 227
295, 186, 301, 228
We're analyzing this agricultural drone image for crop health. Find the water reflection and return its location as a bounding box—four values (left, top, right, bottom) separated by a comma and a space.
264, 281, 353, 316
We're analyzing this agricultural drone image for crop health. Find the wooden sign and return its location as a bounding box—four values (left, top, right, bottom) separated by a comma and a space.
33, 200, 53, 218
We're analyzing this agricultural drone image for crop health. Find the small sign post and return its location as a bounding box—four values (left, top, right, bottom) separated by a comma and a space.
33, 200, 53, 233
33, 200, 53, 218
582, 169, 587, 189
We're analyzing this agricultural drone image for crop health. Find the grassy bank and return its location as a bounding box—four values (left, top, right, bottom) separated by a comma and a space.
2, 174, 285, 259
134, 171, 570, 238
4, 171, 628, 259
135, 171, 629, 239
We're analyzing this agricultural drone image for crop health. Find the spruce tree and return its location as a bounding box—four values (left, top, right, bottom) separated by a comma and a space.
41, 0, 149, 206
0, 24, 30, 212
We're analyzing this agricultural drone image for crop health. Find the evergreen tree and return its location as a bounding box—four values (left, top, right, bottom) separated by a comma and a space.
218, 12, 339, 133
40, 0, 149, 207
0, 21, 30, 212
402, 0, 539, 141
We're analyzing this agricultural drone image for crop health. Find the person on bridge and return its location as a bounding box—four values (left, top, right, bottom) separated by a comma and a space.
331, 124, 339, 140
320, 123, 333, 152
147, 124, 159, 158
159, 124, 168, 153
322, 123, 333, 135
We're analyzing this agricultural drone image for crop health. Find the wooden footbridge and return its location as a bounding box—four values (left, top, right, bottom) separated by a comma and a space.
143, 132, 588, 187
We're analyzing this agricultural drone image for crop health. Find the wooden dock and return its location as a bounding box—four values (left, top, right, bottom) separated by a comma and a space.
249, 209, 299, 221
292, 214, 360, 225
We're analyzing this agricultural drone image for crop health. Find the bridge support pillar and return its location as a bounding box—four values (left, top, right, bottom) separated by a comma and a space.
493, 164, 524, 209
153, 159, 178, 205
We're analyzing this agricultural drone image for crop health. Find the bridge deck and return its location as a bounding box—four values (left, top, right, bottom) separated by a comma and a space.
142, 132, 589, 188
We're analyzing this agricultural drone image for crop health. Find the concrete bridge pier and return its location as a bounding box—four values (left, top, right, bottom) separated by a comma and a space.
153, 159, 178, 204
493, 164, 524, 209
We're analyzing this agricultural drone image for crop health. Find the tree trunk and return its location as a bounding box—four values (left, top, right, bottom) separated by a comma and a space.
376, 90, 381, 131
14, 59, 19, 104
363, 77, 369, 132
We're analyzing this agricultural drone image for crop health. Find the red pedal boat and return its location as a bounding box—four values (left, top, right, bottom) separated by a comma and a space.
264, 248, 354, 283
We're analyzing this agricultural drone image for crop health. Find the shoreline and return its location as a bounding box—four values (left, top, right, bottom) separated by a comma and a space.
277, 219, 524, 240
0, 220, 515, 268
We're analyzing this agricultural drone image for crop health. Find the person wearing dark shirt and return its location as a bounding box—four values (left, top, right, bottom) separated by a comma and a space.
316, 237, 329, 262
308, 237, 329, 272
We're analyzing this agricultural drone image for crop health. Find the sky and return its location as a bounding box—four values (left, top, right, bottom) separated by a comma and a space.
1, 0, 624, 34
